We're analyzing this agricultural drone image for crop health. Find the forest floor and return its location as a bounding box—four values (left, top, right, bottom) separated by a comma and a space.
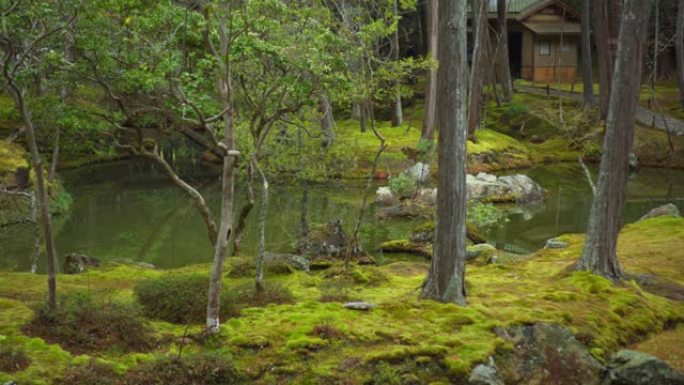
0, 216, 682, 384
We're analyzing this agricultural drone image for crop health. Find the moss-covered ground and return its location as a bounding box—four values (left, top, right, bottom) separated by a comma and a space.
0, 217, 682, 384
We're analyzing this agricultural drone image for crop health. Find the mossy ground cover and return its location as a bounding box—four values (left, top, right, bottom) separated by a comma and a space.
0, 217, 682, 384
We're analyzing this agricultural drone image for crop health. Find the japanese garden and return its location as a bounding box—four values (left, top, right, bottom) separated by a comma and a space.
1, 0, 683, 384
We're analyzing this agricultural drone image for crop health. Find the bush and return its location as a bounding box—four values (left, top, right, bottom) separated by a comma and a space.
0, 344, 30, 373
134, 274, 239, 324
227, 257, 294, 278
467, 202, 502, 228
388, 174, 417, 200
56, 360, 120, 385
224, 282, 295, 310
24, 292, 155, 354
123, 354, 238, 385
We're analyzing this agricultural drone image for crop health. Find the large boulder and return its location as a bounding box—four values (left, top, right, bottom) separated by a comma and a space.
603, 350, 684, 385
403, 162, 431, 183
470, 323, 603, 385
639, 203, 681, 221
467, 173, 544, 203
374, 187, 397, 207
63, 253, 101, 274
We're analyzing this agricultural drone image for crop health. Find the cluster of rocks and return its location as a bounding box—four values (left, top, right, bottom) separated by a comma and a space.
294, 219, 374, 268
469, 323, 684, 385
376, 171, 545, 207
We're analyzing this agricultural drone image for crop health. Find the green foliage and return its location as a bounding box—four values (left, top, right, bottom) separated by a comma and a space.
0, 344, 30, 373
223, 282, 295, 310
371, 362, 403, 385
388, 174, 417, 199
56, 360, 120, 385
467, 202, 503, 228
24, 292, 155, 354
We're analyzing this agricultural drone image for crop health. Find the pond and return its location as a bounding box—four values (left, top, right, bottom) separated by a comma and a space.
0, 160, 682, 272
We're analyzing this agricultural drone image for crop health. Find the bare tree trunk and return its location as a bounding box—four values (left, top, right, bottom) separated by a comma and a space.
677, 0, 684, 107
595, 0, 622, 119
497, 0, 513, 102
253, 161, 268, 291
5, 81, 59, 311
421, 0, 468, 305
390, 0, 403, 127
468, 0, 488, 136
577, 0, 653, 280
207, 3, 237, 333
299, 183, 309, 237
421, 0, 438, 141
48, 126, 60, 182
232, 164, 254, 256
581, 0, 595, 109
319, 94, 335, 149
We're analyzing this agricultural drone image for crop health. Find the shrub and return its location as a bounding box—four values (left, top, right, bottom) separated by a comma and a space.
224, 282, 295, 310
123, 354, 238, 385
24, 292, 155, 354
318, 278, 357, 303
0, 344, 30, 373
227, 257, 294, 278
56, 360, 120, 385
467, 202, 502, 228
134, 274, 239, 324
388, 174, 417, 200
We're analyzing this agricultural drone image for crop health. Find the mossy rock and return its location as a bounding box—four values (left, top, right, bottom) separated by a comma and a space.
410, 221, 487, 245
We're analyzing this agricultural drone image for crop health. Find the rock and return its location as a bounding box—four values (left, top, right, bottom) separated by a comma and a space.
135, 262, 156, 269
639, 203, 681, 221
404, 162, 430, 183
378, 239, 432, 258
487, 323, 603, 385
604, 350, 684, 385
414, 188, 437, 205
469, 358, 504, 385
113, 258, 156, 269
544, 238, 569, 249
295, 220, 370, 265
375, 187, 397, 207
375, 201, 434, 220
63, 253, 100, 274
466, 173, 544, 204
264, 252, 310, 272
466, 243, 497, 263
629, 153, 639, 169
343, 301, 376, 311
410, 222, 487, 245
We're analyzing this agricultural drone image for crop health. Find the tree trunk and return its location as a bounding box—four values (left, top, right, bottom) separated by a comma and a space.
468, 0, 488, 136
421, 0, 438, 141
581, 0, 595, 109
232, 164, 255, 256
677, 0, 684, 107
48, 126, 60, 182
577, 0, 653, 280
595, 0, 622, 119
207, 7, 237, 333
6, 82, 59, 310
300, 184, 309, 238
421, 0, 468, 305
390, 0, 403, 127
319, 94, 335, 149
254, 161, 268, 291
497, 0, 513, 102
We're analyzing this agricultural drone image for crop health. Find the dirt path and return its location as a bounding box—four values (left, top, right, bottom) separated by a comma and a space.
515, 85, 684, 137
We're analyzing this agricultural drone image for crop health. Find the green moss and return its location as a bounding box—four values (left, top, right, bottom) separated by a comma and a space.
0, 140, 27, 175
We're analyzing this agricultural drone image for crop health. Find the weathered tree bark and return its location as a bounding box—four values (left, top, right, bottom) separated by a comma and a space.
4, 79, 59, 311
390, 0, 403, 127
581, 0, 595, 109
677, 0, 684, 107
497, 0, 513, 102
577, 0, 653, 280
595, 0, 622, 119
421, 0, 438, 141
253, 161, 268, 291
421, 0, 468, 305
207, 3, 237, 333
232, 164, 254, 256
468, 0, 489, 136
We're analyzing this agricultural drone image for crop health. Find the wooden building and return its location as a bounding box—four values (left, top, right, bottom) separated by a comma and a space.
488, 0, 581, 83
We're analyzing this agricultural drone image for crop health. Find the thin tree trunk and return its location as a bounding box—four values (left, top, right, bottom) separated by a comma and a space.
299, 183, 309, 238
232, 164, 254, 256
5, 81, 59, 310
421, 0, 438, 141
595, 0, 622, 119
319, 94, 335, 149
390, 0, 403, 127
577, 0, 653, 280
581, 0, 595, 109
497, 0, 513, 102
207, 4, 237, 333
678, 0, 684, 108
48, 126, 60, 182
253, 160, 268, 291
469, 0, 488, 136
421, 0, 468, 305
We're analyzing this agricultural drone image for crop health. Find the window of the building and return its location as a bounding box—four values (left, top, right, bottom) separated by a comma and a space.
561, 39, 571, 52
539, 40, 551, 56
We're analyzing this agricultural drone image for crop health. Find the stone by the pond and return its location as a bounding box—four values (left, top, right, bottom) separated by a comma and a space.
295, 219, 372, 265
469, 358, 504, 385
466, 243, 497, 262
374, 186, 396, 207
640, 203, 681, 221
264, 252, 310, 272
629, 152, 639, 169
403, 162, 430, 183
479, 323, 602, 385
466, 173, 544, 203
544, 238, 569, 249
604, 350, 684, 385
63, 253, 101, 274
343, 302, 376, 311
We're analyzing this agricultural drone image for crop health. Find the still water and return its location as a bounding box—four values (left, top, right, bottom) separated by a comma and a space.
0, 160, 682, 272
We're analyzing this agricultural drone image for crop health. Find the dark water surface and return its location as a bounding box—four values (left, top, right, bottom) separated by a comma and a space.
0, 160, 682, 272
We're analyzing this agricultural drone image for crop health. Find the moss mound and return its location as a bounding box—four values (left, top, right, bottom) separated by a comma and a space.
0, 344, 30, 373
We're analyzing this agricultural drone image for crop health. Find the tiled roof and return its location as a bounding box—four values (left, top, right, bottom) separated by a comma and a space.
487, 0, 548, 14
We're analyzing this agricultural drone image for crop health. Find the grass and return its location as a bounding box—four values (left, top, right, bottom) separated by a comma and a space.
0, 217, 682, 384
